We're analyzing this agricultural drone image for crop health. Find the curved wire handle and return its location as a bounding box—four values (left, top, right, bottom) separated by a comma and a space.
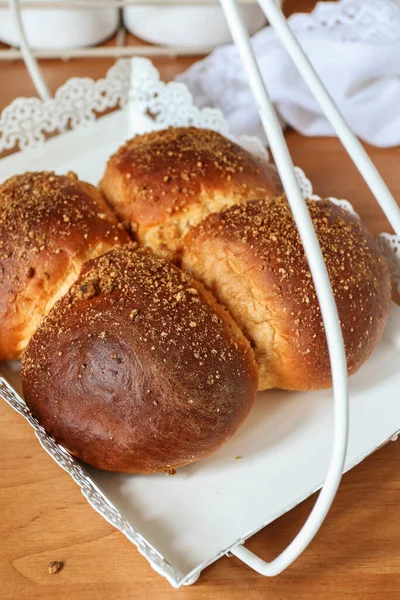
8, 0, 51, 100
220, 0, 349, 576
258, 0, 400, 239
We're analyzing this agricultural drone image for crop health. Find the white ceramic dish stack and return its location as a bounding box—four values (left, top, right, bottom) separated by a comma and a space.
0, 0, 118, 49
0, 0, 280, 59
0, 57, 400, 587
123, 3, 268, 48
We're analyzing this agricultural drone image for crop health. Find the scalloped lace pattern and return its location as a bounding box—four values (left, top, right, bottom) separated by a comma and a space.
290, 0, 400, 44
377, 234, 400, 294
0, 60, 131, 152
0, 57, 399, 587
129, 59, 230, 136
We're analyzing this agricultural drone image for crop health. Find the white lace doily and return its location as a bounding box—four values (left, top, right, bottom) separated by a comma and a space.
290, 0, 400, 44
0, 59, 131, 152
0, 57, 399, 588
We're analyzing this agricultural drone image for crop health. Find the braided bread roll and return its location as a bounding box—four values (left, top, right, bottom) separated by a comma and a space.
7, 126, 391, 475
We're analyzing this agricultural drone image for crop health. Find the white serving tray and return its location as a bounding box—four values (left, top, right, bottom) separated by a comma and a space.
0, 58, 399, 588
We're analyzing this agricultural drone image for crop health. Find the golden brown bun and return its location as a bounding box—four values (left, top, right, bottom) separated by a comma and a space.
99, 127, 281, 257
21, 244, 258, 474
0, 171, 130, 360
181, 197, 391, 391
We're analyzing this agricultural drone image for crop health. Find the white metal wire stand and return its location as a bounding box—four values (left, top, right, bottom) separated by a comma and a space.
3, 0, 400, 581
221, 0, 400, 577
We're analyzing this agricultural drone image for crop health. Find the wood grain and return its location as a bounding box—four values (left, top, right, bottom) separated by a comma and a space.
1, 1, 400, 598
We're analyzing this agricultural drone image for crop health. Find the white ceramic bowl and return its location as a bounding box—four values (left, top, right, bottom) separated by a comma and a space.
0, 5, 118, 49
123, 5, 272, 49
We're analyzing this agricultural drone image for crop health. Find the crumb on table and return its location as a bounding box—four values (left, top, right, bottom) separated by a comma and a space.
47, 561, 64, 575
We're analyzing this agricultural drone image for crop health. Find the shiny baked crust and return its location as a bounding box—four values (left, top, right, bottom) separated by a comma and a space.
0, 171, 130, 359
21, 244, 258, 473
181, 197, 392, 391
100, 126, 281, 257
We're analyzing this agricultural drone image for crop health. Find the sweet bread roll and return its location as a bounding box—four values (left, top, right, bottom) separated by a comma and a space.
0, 171, 130, 360
181, 197, 391, 391
21, 244, 258, 474
100, 127, 281, 257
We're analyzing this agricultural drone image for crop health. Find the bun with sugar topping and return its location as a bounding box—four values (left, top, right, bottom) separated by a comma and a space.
0, 171, 130, 359
21, 244, 258, 473
99, 126, 281, 258
181, 197, 391, 391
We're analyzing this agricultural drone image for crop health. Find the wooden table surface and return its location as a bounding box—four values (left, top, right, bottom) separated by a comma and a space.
1, 2, 400, 599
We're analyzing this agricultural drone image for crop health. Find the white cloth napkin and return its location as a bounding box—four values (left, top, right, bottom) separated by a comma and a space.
179, 0, 400, 148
